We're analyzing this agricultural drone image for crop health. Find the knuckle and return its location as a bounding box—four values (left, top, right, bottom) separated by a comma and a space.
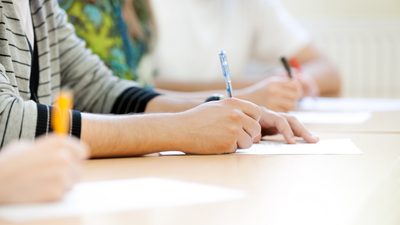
226, 125, 240, 136
274, 115, 287, 128
276, 114, 286, 123
280, 113, 298, 123
253, 106, 263, 121
253, 123, 262, 137
285, 114, 297, 122
221, 98, 236, 106
228, 110, 242, 122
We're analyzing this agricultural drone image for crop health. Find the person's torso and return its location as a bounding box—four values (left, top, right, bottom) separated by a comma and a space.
0, 0, 63, 104
152, 0, 257, 82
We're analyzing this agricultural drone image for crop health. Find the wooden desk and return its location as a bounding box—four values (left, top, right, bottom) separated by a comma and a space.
4, 133, 400, 225
303, 111, 400, 133
294, 97, 400, 133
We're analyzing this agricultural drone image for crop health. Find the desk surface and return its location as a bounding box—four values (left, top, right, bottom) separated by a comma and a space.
304, 111, 400, 133
295, 97, 400, 133
3, 132, 399, 225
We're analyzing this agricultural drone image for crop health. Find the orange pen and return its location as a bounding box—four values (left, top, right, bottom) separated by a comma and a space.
52, 90, 73, 135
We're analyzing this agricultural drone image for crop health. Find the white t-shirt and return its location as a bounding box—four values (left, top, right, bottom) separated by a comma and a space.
151, 0, 310, 82
13, 0, 34, 47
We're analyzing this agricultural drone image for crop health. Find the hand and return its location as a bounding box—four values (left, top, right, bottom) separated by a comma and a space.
259, 107, 319, 144
0, 135, 89, 204
173, 98, 318, 155
175, 98, 262, 154
296, 73, 320, 97
237, 76, 303, 112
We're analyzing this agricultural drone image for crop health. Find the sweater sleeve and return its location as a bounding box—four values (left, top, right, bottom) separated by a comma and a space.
0, 64, 81, 147
0, 66, 36, 146
54, 2, 160, 114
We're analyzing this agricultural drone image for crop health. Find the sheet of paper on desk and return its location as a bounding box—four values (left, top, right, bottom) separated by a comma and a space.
289, 111, 371, 124
0, 178, 245, 222
236, 139, 362, 155
161, 139, 362, 156
298, 97, 400, 112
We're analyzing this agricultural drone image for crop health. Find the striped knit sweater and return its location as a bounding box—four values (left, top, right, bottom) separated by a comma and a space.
0, 0, 160, 147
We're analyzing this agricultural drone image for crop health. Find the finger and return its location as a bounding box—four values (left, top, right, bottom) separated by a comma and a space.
65, 153, 83, 186
240, 112, 262, 141
277, 84, 302, 100
63, 137, 90, 160
284, 114, 319, 143
236, 130, 253, 149
58, 150, 81, 192
224, 98, 262, 121
38, 135, 90, 160
272, 115, 296, 144
253, 133, 262, 143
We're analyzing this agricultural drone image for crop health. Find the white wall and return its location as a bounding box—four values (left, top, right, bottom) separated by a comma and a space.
281, 0, 400, 98
281, 0, 400, 20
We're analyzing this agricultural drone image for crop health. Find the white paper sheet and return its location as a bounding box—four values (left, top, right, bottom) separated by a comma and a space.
0, 178, 245, 222
298, 97, 400, 112
161, 139, 362, 156
236, 139, 362, 155
289, 111, 371, 124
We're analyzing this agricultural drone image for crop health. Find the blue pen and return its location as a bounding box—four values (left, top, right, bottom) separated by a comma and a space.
219, 50, 233, 98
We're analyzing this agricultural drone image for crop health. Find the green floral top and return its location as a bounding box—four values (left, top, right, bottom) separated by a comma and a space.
59, 0, 152, 83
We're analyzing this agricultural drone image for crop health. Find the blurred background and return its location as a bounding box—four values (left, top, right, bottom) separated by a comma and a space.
282, 0, 400, 98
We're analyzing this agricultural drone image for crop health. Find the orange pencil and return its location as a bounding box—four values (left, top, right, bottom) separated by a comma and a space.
52, 91, 73, 135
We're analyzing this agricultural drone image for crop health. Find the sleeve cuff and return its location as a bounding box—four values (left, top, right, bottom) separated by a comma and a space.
70, 109, 81, 138
35, 104, 52, 137
35, 104, 82, 138
111, 87, 161, 114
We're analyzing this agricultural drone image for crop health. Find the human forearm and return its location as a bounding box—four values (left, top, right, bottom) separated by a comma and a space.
294, 44, 341, 97
81, 112, 184, 158
302, 57, 341, 97
154, 77, 259, 92
144, 95, 201, 113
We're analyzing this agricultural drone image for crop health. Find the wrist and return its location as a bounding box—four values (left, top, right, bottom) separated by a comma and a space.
140, 113, 189, 152
164, 112, 191, 152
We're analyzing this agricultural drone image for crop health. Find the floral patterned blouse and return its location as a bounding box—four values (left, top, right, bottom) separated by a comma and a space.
59, 0, 152, 83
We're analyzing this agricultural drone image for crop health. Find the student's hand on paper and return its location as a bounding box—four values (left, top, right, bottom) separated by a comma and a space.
259, 107, 319, 144
175, 98, 262, 154
0, 135, 89, 204
237, 76, 303, 112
